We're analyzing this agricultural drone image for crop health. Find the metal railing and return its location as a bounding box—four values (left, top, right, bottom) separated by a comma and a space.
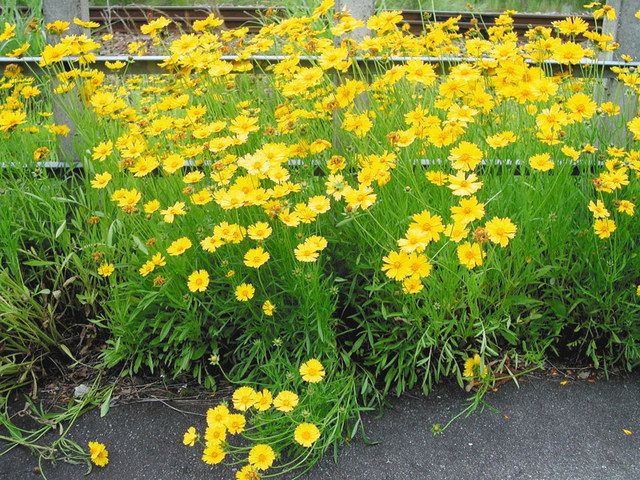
1, 55, 637, 78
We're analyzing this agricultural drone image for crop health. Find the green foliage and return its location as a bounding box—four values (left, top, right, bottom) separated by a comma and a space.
0, 171, 103, 396
0, 5, 638, 475
334, 169, 640, 400
0, 0, 45, 55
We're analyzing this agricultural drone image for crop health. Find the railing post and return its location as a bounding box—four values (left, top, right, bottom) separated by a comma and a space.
42, 0, 89, 162
602, 0, 640, 61
599, 1, 640, 141
43, 0, 89, 37
332, 0, 375, 149
335, 0, 375, 41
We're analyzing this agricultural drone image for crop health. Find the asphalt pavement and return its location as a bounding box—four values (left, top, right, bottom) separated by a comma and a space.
2, 371, 638, 480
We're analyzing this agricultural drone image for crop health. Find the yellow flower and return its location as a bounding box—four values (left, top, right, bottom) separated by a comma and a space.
294, 236, 327, 262
457, 242, 484, 269
90, 172, 112, 189
232, 386, 258, 411
529, 153, 555, 172
21, 86, 40, 99
405, 253, 432, 278
318, 46, 350, 71
151, 253, 166, 267
294, 423, 321, 448
273, 390, 298, 413
445, 222, 470, 243
307, 195, 331, 214
92, 141, 113, 161
566, 93, 596, 121
190, 189, 213, 205
139, 261, 155, 277
183, 426, 198, 447
402, 275, 424, 294
243, 247, 270, 268
593, 219, 616, 239
144, 200, 160, 214
97, 262, 114, 277
342, 112, 373, 138
448, 172, 483, 197
293, 242, 317, 262
593, 5, 616, 21
140, 16, 172, 37
486, 131, 517, 149
33, 147, 49, 161
39, 43, 70, 66
45, 20, 70, 34
183, 171, 205, 184
381, 250, 411, 280
187, 270, 209, 293
88, 441, 108, 467
425, 170, 448, 186
588, 200, 609, 219
254, 389, 273, 411
553, 41, 587, 65
225, 413, 246, 434
247, 222, 272, 240
299, 359, 325, 383
616, 200, 634, 216
0, 22, 16, 41
74, 17, 100, 28
7, 41, 30, 58
484, 217, 517, 247
600, 102, 620, 116
552, 16, 589, 36
48, 124, 71, 136
262, 300, 275, 316
463, 354, 488, 378
451, 196, 485, 226
306, 235, 328, 250
202, 443, 225, 465
561, 145, 581, 161
449, 141, 483, 171
205, 424, 227, 445
111, 188, 141, 213
410, 211, 444, 243
167, 237, 192, 256
207, 404, 230, 426
236, 465, 260, 480
230, 115, 259, 137
248, 444, 275, 471
235, 283, 255, 301
0, 110, 27, 132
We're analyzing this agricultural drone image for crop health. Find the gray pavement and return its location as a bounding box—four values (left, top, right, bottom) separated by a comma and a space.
1, 372, 639, 480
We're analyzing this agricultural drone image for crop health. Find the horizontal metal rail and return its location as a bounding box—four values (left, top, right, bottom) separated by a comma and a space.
1, 54, 636, 78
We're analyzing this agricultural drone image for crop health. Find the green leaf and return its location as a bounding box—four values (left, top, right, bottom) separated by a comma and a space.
132, 235, 149, 255
100, 389, 112, 417
59, 344, 77, 362
336, 215, 357, 227
55, 220, 67, 238
22, 260, 55, 267
107, 220, 120, 247
191, 345, 207, 360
